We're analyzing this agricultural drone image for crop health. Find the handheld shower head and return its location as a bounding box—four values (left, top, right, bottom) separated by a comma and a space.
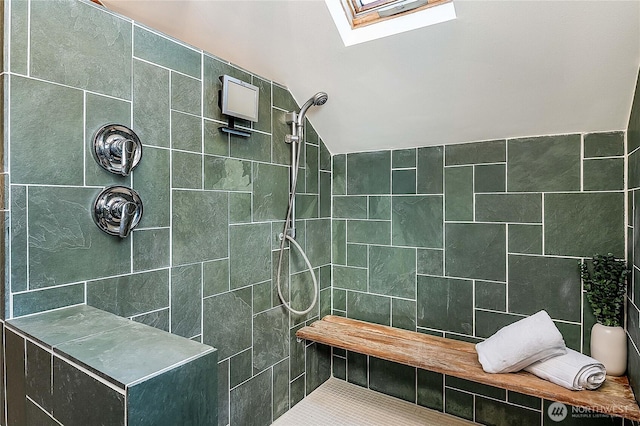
296, 92, 328, 126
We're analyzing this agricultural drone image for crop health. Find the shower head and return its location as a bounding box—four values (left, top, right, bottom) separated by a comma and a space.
296, 92, 328, 126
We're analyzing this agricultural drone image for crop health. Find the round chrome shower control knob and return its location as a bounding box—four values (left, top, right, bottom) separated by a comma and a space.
92, 124, 143, 176
93, 186, 143, 238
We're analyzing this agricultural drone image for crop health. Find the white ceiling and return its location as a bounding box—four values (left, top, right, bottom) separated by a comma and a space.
102, 0, 640, 155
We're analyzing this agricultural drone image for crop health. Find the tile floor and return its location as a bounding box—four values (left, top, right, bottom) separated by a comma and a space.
273, 377, 475, 425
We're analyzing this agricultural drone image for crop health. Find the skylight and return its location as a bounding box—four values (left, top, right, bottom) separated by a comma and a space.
325, 0, 456, 46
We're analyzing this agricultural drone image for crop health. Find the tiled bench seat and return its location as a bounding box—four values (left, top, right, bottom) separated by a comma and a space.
4, 305, 217, 425
296, 315, 640, 421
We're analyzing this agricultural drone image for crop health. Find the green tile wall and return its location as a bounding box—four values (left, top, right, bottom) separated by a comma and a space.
3, 1, 331, 424
333, 129, 627, 424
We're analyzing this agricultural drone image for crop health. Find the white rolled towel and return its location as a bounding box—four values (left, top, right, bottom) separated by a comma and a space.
475, 310, 567, 373
524, 348, 606, 390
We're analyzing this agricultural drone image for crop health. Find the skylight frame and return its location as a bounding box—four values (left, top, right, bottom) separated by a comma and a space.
344, 0, 452, 29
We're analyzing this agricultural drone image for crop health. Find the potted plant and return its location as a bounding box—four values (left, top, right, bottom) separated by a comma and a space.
580, 253, 629, 376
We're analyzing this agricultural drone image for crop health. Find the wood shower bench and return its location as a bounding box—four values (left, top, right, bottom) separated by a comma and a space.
296, 315, 640, 421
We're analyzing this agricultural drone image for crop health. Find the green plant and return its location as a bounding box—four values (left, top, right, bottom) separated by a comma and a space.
580, 253, 629, 327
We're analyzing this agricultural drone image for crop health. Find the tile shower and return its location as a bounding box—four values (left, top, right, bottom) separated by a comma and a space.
0, 1, 639, 425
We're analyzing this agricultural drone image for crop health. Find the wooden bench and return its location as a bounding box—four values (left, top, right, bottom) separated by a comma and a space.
296, 315, 640, 421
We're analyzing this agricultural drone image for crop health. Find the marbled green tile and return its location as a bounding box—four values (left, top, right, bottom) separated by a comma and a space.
253, 162, 288, 221
333, 266, 367, 291
26, 340, 52, 412
128, 351, 217, 426
333, 220, 347, 265
369, 357, 416, 403
230, 223, 271, 289
172, 190, 228, 264
333, 356, 347, 380
369, 196, 391, 220
26, 399, 57, 426
171, 264, 202, 338
10, 76, 83, 185
320, 140, 331, 171
203, 258, 229, 298
508, 224, 542, 254
12, 284, 84, 318
254, 307, 289, 372
475, 193, 542, 223
544, 192, 624, 257
132, 308, 170, 332
229, 192, 252, 224
445, 388, 473, 421
475, 310, 523, 338
134, 25, 200, 78
230, 368, 272, 426
446, 376, 505, 400
10, 185, 27, 292
171, 111, 202, 152
583, 158, 624, 191
393, 149, 417, 168
320, 171, 331, 218
333, 196, 367, 219
445, 223, 506, 281
306, 219, 331, 267
347, 291, 391, 326
290, 375, 305, 408
85, 93, 132, 187
555, 321, 581, 352
53, 357, 125, 426
584, 131, 624, 158
306, 144, 319, 193
392, 195, 443, 248
203, 55, 251, 121
445, 166, 473, 221
272, 108, 291, 166
507, 135, 581, 192
475, 280, 506, 311
507, 391, 542, 410
31, 0, 131, 98
252, 281, 272, 314
346, 351, 368, 387
133, 59, 170, 148
28, 186, 130, 288
230, 131, 271, 162
295, 194, 318, 219
172, 150, 202, 189
272, 359, 290, 421
392, 299, 416, 331
508, 255, 581, 322
203, 288, 252, 359
631, 148, 640, 190
289, 270, 320, 325
474, 163, 506, 193
347, 220, 391, 245
417, 248, 443, 275
10, 0, 28, 74
133, 146, 170, 227
204, 156, 252, 191
171, 72, 201, 115
476, 396, 540, 426
333, 154, 346, 195
204, 119, 229, 156
304, 119, 319, 145
417, 370, 443, 411
347, 151, 391, 194
392, 169, 417, 194
347, 244, 368, 268
417, 146, 443, 194
5, 329, 26, 425
229, 349, 252, 388
253, 77, 272, 133
132, 228, 170, 272
417, 276, 473, 334
369, 246, 416, 298
290, 324, 306, 379
445, 139, 506, 165
333, 288, 347, 311
87, 269, 169, 318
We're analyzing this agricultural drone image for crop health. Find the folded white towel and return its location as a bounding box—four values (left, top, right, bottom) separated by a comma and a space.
475, 310, 567, 373
524, 348, 606, 390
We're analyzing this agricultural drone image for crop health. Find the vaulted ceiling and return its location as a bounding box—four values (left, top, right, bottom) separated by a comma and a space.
102, 0, 640, 154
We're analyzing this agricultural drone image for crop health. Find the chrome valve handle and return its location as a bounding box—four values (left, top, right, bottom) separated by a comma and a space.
93, 186, 143, 238
93, 124, 142, 176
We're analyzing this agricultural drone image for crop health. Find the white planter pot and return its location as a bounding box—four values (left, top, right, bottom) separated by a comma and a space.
590, 323, 627, 376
